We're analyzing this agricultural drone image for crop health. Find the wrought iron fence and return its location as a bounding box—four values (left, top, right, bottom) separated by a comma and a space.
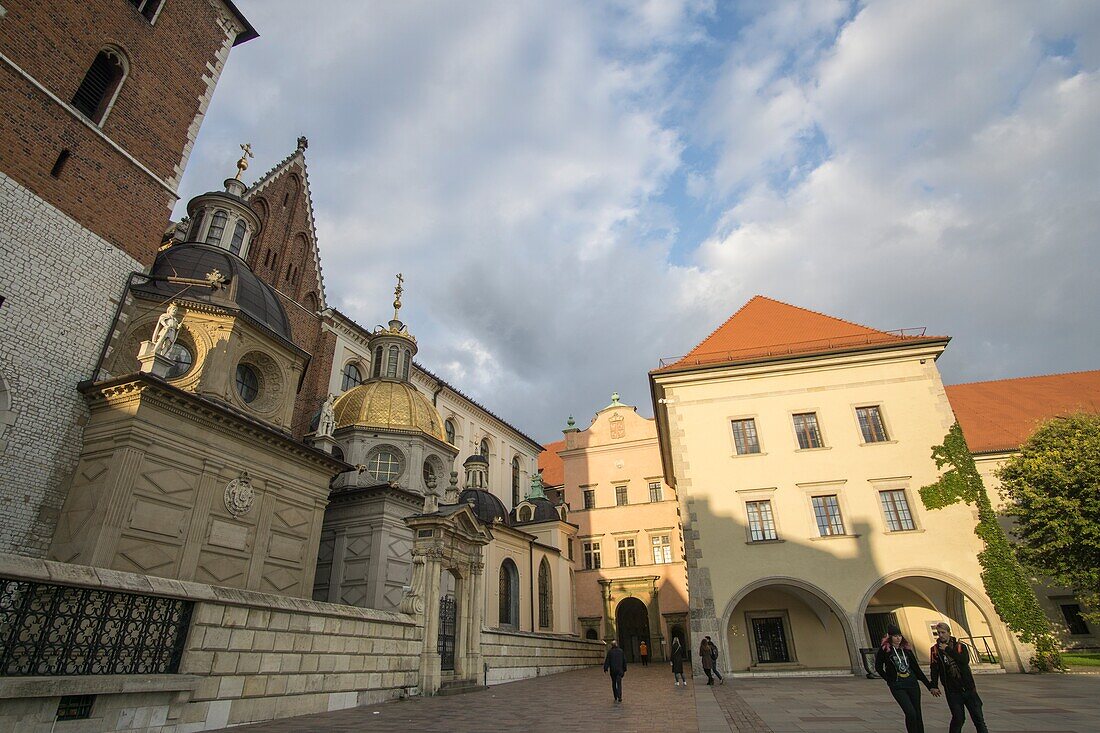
438, 595, 456, 671
0, 577, 193, 677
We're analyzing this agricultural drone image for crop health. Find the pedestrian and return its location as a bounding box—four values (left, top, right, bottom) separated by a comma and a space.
699, 637, 716, 684
874, 624, 939, 733
670, 637, 687, 686
929, 622, 989, 733
603, 639, 627, 703
639, 640, 649, 666
704, 636, 724, 684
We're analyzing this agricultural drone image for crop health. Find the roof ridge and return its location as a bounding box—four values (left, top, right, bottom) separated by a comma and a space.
760, 295, 901, 338
946, 368, 1100, 388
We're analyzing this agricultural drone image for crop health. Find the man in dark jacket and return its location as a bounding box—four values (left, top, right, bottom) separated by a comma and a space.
603, 640, 627, 702
929, 622, 988, 733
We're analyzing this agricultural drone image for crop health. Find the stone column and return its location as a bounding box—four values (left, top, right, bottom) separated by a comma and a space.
453, 570, 468, 678
89, 439, 149, 566
418, 550, 444, 695
468, 557, 485, 683
600, 580, 616, 640
179, 458, 226, 580
327, 528, 348, 603
647, 578, 666, 661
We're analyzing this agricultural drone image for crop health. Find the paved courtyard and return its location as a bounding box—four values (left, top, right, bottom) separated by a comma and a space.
222, 667, 1100, 732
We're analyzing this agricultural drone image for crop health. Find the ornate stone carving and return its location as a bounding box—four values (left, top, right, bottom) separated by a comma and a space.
150, 304, 183, 356
422, 475, 440, 514
224, 471, 255, 517
400, 554, 426, 615
317, 393, 336, 437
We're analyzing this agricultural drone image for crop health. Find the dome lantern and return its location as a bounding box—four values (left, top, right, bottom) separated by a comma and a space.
367, 273, 417, 382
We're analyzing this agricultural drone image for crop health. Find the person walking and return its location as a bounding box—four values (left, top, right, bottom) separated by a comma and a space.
699, 637, 716, 684
929, 622, 989, 733
670, 637, 687, 686
875, 624, 939, 733
704, 636, 725, 684
639, 640, 649, 666
603, 639, 627, 703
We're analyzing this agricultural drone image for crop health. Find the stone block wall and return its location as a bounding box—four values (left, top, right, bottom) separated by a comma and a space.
482, 628, 605, 686
0, 173, 141, 558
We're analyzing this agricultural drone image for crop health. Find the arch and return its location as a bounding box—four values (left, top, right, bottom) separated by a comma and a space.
340, 361, 363, 391
479, 437, 490, 458
537, 558, 552, 629
229, 219, 247, 256
615, 597, 650, 663
511, 456, 521, 507
498, 558, 519, 629
857, 568, 1016, 669
205, 209, 228, 246
302, 291, 319, 313
186, 211, 204, 242
401, 348, 411, 380
71, 46, 128, 124
721, 576, 860, 674
385, 345, 399, 378
444, 418, 456, 445
518, 506, 532, 523
372, 345, 383, 377
585, 628, 598, 640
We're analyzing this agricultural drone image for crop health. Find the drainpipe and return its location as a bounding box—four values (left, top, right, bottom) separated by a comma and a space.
530, 545, 536, 632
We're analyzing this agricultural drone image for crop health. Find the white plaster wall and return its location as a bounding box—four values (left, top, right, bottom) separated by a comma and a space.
0, 172, 141, 557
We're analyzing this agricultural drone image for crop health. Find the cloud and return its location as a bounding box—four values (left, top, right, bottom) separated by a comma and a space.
176, 0, 1100, 442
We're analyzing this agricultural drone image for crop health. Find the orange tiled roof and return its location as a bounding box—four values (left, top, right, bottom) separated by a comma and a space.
659, 296, 945, 371
946, 370, 1100, 454
539, 439, 566, 487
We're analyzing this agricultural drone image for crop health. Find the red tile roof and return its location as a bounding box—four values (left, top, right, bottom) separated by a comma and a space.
539, 439, 566, 487
946, 370, 1100, 454
658, 296, 945, 371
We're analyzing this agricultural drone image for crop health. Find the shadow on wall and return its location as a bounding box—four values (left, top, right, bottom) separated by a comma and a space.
686, 494, 1009, 675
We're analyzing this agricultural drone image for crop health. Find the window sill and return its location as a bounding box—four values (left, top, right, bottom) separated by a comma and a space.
731, 451, 767, 458
860, 440, 898, 447
884, 528, 925, 535
746, 538, 785, 545
795, 446, 831, 453
808, 533, 861, 541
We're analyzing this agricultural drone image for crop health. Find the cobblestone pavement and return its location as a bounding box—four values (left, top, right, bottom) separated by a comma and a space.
222, 669, 1100, 733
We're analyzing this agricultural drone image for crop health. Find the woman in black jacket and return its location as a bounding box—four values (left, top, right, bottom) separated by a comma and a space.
874, 625, 940, 733
670, 637, 686, 686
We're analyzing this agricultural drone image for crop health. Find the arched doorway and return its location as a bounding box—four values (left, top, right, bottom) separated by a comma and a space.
498, 559, 519, 629
439, 571, 458, 672
725, 580, 855, 672
861, 574, 1004, 667
669, 624, 688, 662
586, 628, 598, 640
616, 597, 650, 663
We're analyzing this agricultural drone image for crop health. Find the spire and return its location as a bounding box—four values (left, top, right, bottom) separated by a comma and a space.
234, 142, 254, 181
393, 272, 404, 321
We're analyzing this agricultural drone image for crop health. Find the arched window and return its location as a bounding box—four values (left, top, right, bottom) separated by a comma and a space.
72, 47, 127, 124
205, 210, 228, 246
385, 345, 399, 378
479, 438, 490, 458
512, 456, 521, 507
229, 219, 247, 256
444, 419, 456, 445
585, 628, 598, 640
187, 212, 204, 242
401, 349, 411, 380
341, 362, 362, 391
373, 346, 383, 377
538, 559, 552, 629
518, 506, 532, 523
498, 559, 519, 628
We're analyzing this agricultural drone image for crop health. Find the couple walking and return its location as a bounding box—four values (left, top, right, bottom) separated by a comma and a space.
875, 622, 989, 733
669, 636, 723, 687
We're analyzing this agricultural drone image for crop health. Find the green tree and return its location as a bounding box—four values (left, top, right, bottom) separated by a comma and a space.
920, 423, 1062, 671
999, 413, 1100, 626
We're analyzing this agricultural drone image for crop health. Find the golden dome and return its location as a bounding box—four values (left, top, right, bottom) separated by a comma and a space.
333, 380, 447, 443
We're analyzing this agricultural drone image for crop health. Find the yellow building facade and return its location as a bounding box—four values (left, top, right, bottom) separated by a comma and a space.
650, 297, 1026, 675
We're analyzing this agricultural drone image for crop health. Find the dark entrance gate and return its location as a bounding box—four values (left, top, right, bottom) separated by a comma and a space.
438, 595, 456, 671
615, 597, 650, 663
751, 617, 790, 663
865, 611, 899, 646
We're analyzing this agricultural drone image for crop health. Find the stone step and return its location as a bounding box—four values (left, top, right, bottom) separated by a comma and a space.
437, 680, 488, 696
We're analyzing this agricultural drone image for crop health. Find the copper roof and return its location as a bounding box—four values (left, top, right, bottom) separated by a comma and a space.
657, 295, 945, 371
946, 370, 1100, 454
539, 439, 566, 488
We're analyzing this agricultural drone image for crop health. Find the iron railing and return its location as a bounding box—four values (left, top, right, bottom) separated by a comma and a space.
438, 595, 456, 671
0, 577, 193, 677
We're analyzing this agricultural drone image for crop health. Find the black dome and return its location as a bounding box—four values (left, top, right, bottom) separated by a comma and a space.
459, 488, 511, 526
135, 244, 291, 340
514, 497, 561, 524
463, 454, 489, 466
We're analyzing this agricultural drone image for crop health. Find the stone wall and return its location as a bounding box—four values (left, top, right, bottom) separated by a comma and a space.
482, 628, 605, 686
0, 173, 141, 558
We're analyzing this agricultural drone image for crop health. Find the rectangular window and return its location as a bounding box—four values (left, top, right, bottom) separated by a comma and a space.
811, 495, 845, 536
746, 500, 778, 541
880, 489, 916, 531
567, 538, 574, 561
1061, 603, 1090, 635
649, 481, 663, 502
651, 535, 672, 564
617, 538, 636, 567
582, 541, 601, 570
615, 485, 629, 506
731, 418, 761, 454
793, 412, 824, 449
583, 489, 596, 510
856, 406, 889, 443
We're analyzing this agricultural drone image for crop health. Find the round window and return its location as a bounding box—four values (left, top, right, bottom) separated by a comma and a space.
423, 460, 436, 487
165, 342, 193, 379
235, 363, 259, 403
365, 448, 403, 482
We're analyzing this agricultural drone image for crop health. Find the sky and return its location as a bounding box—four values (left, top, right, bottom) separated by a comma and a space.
175, 0, 1100, 444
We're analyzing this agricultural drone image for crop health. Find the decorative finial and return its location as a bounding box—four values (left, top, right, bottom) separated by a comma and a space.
297, 135, 309, 151
393, 272, 404, 321
566, 415, 575, 428
235, 143, 254, 181
610, 392, 622, 406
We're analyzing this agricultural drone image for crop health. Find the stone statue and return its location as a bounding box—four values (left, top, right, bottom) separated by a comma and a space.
423, 476, 440, 514
150, 304, 182, 356
235, 142, 253, 181
317, 394, 336, 437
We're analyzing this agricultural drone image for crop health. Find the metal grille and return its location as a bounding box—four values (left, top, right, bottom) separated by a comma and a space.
438, 595, 456, 671
751, 617, 790, 663
0, 578, 192, 677
72, 52, 122, 121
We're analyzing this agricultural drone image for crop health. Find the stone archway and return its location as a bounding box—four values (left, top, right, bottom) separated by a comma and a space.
616, 597, 650, 663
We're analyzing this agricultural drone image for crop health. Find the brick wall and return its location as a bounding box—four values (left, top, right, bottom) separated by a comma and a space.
0, 172, 141, 557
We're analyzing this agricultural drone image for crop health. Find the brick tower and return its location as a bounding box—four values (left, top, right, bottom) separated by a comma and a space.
0, 1, 257, 556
